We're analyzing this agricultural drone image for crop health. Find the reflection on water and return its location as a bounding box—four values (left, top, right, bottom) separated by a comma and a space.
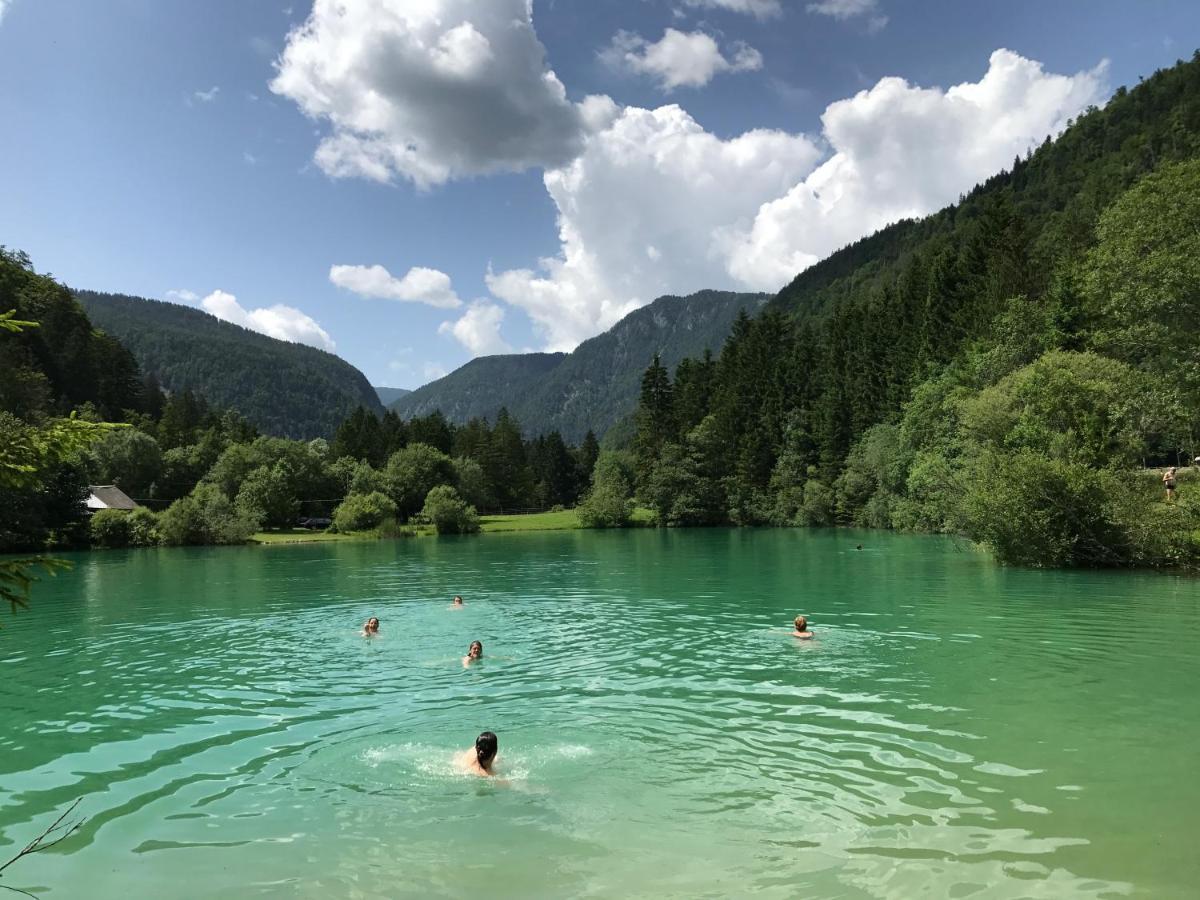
1, 529, 1198, 898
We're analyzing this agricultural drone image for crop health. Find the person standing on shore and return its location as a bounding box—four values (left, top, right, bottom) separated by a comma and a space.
1163, 467, 1178, 503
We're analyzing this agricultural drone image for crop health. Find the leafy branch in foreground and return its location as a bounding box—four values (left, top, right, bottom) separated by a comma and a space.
0, 558, 73, 621
0, 799, 85, 898
0, 309, 40, 333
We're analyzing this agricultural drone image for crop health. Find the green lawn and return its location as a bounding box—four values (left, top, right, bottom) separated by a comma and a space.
479, 508, 581, 532
251, 528, 364, 544
254, 507, 655, 544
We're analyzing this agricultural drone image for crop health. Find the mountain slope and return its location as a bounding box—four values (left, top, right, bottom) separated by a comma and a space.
390, 352, 568, 424
374, 386, 411, 406
771, 52, 1200, 322
392, 290, 767, 441
76, 291, 382, 439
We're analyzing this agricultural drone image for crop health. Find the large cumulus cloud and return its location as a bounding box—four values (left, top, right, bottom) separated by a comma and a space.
725, 50, 1108, 288
488, 103, 821, 350
271, 0, 597, 187
201, 290, 336, 352
273, 2, 1108, 358
490, 49, 1106, 346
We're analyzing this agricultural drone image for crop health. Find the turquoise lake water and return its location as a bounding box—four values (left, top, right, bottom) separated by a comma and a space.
1, 529, 1198, 898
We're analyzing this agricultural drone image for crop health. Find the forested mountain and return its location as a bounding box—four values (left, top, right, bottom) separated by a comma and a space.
374, 386, 411, 406
392, 290, 767, 441
625, 53, 1200, 568
391, 352, 566, 426
1, 250, 145, 423
771, 54, 1200, 325
77, 291, 382, 439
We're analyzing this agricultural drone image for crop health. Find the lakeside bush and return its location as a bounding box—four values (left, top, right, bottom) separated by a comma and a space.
577, 452, 634, 528
158, 484, 256, 546
333, 491, 397, 532
962, 451, 1200, 567
421, 485, 480, 535
89, 507, 161, 548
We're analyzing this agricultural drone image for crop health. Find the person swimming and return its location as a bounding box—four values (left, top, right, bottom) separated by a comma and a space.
461, 731, 498, 776
463, 640, 483, 666
451, 595, 465, 607
361, 616, 380, 636
793, 615, 813, 639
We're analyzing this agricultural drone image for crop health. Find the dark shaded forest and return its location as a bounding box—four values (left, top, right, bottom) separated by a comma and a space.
77, 290, 383, 439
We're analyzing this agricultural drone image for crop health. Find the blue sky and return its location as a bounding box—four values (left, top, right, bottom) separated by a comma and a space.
1, 1, 1196, 388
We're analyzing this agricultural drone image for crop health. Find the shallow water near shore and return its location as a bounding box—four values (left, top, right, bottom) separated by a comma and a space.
1, 529, 1198, 898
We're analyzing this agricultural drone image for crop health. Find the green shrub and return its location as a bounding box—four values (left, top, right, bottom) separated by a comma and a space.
159, 484, 256, 546
332, 491, 397, 532
374, 516, 414, 539
89, 509, 132, 548
421, 485, 480, 535
578, 451, 635, 528
963, 451, 1128, 567
126, 507, 160, 546
799, 479, 834, 527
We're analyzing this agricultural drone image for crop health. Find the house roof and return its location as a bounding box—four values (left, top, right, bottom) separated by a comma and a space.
87, 485, 139, 510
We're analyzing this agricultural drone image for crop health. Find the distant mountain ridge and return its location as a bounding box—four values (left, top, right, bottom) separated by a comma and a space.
76, 291, 383, 439
374, 386, 411, 406
392, 290, 767, 441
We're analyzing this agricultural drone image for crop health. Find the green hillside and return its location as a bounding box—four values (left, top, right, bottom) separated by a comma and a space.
628, 52, 1200, 568
77, 291, 382, 439
392, 290, 767, 441
392, 352, 566, 426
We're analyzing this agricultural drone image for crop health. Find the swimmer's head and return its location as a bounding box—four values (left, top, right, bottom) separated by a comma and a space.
453, 596, 464, 605
366, 617, 380, 630
794, 615, 808, 631
468, 640, 483, 659
475, 731, 498, 768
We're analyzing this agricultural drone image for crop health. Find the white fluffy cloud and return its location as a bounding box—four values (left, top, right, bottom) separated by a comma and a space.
192, 86, 220, 103
438, 302, 512, 356
201, 290, 336, 351
330, 263, 463, 309
489, 49, 1106, 348
271, 0, 596, 187
725, 49, 1107, 288
602, 29, 762, 91
487, 104, 821, 349
683, 0, 781, 19
165, 288, 199, 304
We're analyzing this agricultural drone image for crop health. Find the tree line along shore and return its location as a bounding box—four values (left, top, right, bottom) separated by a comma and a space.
4, 54, 1200, 573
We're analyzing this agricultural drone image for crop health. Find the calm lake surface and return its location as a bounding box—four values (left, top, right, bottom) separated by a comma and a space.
1, 530, 1198, 898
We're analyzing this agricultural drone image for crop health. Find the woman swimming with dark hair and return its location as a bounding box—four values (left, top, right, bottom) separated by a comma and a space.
463, 640, 483, 667
361, 617, 380, 636
461, 731, 498, 776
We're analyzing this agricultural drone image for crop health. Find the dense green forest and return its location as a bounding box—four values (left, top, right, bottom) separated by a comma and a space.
77, 290, 383, 439
392, 290, 767, 441
621, 54, 1200, 567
